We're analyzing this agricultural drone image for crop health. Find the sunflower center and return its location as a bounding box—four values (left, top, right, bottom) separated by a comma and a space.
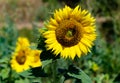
66, 29, 75, 37
55, 19, 82, 47
16, 51, 26, 65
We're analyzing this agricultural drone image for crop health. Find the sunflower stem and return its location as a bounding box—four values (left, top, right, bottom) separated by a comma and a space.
51, 60, 58, 83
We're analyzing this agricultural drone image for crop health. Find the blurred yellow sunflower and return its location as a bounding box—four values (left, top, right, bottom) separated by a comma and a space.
11, 37, 33, 72
43, 5, 96, 59
30, 50, 42, 67
11, 37, 42, 72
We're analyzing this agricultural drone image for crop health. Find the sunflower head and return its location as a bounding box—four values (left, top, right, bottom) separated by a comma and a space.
43, 5, 96, 59
10, 37, 33, 72
11, 47, 32, 73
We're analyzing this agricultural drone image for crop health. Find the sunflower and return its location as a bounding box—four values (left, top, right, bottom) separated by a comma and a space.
30, 50, 42, 68
11, 37, 33, 72
43, 5, 96, 59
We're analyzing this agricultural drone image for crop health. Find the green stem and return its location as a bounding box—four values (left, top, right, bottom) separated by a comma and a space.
51, 60, 58, 83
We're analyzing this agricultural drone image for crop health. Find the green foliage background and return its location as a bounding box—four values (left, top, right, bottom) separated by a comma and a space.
0, 0, 120, 83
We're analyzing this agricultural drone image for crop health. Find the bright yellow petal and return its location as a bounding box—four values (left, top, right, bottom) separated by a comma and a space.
50, 18, 58, 26
47, 25, 56, 30
69, 47, 76, 59
74, 45, 82, 58
78, 42, 88, 54
71, 5, 79, 15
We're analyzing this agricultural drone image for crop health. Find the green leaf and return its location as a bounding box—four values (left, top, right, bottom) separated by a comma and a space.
19, 70, 35, 78
15, 78, 30, 83
24, 78, 30, 83
0, 57, 9, 63
67, 69, 92, 83
1, 68, 10, 79
15, 79, 24, 83
42, 59, 52, 68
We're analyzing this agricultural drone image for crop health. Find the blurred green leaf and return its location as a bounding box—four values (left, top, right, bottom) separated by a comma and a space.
1, 68, 10, 79
42, 59, 52, 68
67, 69, 92, 83
19, 70, 35, 78
15, 78, 30, 83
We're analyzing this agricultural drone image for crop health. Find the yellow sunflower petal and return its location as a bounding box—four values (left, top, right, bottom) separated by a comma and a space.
47, 25, 57, 30
78, 42, 88, 54
71, 5, 79, 15
50, 18, 58, 26
61, 48, 70, 58
81, 38, 92, 48
74, 45, 82, 58
69, 47, 76, 59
